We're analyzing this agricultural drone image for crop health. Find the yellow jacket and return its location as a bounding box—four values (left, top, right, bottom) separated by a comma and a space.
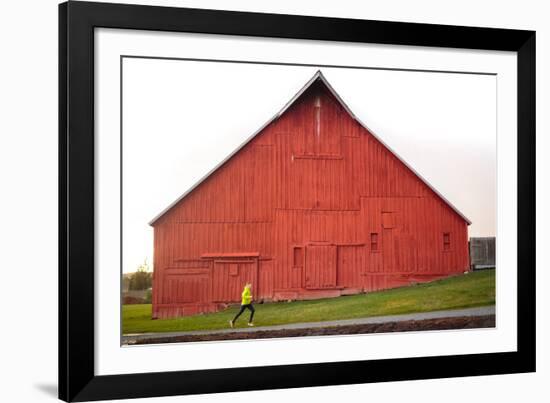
241, 286, 252, 305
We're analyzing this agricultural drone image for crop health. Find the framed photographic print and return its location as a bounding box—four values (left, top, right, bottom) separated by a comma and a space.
59, 1, 535, 401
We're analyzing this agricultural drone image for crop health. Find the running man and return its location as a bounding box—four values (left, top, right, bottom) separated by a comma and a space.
229, 282, 255, 327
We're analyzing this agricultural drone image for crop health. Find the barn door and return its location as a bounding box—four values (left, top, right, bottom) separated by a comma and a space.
337, 245, 365, 288
305, 244, 337, 289
382, 212, 395, 272
382, 228, 394, 272
212, 259, 258, 303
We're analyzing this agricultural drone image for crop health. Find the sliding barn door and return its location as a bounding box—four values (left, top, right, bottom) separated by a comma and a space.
305, 244, 337, 289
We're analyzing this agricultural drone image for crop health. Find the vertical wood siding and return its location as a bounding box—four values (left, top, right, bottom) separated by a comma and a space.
151, 80, 470, 319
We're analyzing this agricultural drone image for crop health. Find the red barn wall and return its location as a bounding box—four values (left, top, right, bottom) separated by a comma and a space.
151, 81, 470, 319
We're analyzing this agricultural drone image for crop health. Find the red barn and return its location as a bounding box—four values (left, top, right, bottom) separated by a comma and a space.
149, 71, 471, 319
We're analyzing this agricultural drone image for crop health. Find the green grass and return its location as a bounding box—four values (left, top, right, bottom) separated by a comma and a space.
123, 269, 495, 335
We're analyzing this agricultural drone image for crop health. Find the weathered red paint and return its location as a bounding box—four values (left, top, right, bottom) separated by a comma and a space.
150, 73, 470, 319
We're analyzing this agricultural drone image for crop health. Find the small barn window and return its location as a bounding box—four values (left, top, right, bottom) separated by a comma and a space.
382, 212, 394, 229
293, 247, 304, 267
229, 264, 239, 276
443, 233, 451, 251
370, 233, 379, 252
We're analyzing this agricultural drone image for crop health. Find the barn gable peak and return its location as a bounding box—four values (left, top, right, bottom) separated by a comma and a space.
149, 70, 471, 226
275, 70, 358, 120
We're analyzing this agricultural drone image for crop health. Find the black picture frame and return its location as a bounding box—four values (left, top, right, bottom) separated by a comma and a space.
59, 1, 536, 401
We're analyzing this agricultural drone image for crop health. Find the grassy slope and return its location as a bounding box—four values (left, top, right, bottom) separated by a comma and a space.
123, 269, 495, 334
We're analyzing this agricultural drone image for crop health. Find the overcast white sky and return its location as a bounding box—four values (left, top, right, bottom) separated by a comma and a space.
122, 58, 496, 273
